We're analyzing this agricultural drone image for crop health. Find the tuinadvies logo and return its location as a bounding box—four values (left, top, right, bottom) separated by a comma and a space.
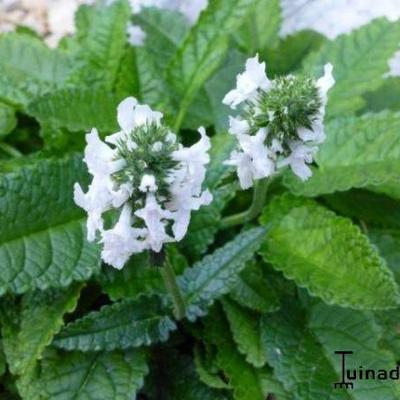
334, 351, 400, 389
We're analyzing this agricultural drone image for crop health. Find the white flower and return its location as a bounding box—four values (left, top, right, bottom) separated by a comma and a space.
178, 0, 208, 24
172, 127, 210, 196
73, 176, 114, 241
223, 55, 271, 109
229, 116, 250, 136
297, 63, 335, 144
127, 23, 146, 46
101, 204, 147, 269
84, 128, 124, 177
280, 0, 400, 40
225, 129, 275, 189
75, 97, 213, 268
224, 151, 254, 190
278, 141, 318, 181
223, 56, 335, 188
139, 174, 158, 192
135, 193, 173, 252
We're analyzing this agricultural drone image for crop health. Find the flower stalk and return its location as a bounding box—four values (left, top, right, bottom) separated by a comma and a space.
220, 178, 270, 229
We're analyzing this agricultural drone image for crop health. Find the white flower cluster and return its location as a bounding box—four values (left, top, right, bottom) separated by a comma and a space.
223, 55, 335, 189
0, 0, 95, 47
280, 0, 400, 40
74, 97, 212, 269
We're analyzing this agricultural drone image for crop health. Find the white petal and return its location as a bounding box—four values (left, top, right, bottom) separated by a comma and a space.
117, 97, 138, 133
101, 204, 146, 269
127, 24, 146, 46
139, 174, 158, 192
133, 104, 163, 127
229, 116, 250, 136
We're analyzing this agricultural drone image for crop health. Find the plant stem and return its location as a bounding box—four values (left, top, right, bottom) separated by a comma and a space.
0, 143, 22, 158
220, 178, 270, 229
160, 255, 186, 320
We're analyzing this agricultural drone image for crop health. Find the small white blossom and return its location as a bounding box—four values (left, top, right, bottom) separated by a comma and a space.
101, 204, 147, 269
139, 174, 158, 192
75, 98, 212, 269
135, 193, 173, 252
223, 55, 271, 109
127, 23, 146, 46
278, 141, 318, 181
223, 56, 335, 188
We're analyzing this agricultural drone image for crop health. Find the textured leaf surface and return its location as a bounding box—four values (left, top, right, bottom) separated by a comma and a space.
262, 306, 344, 400
0, 103, 16, 137
222, 299, 266, 368
0, 33, 72, 106
303, 18, 400, 118
229, 260, 281, 313
167, 0, 257, 128
0, 154, 100, 294
205, 308, 264, 400
68, 0, 130, 88
259, 195, 400, 309
235, 0, 281, 53
52, 296, 176, 351
179, 227, 267, 318
134, 7, 189, 69
309, 302, 400, 399
28, 88, 121, 133
37, 350, 148, 400
284, 113, 400, 197
1, 285, 81, 376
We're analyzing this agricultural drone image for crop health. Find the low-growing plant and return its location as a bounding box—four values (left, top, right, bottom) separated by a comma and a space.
0, 0, 400, 399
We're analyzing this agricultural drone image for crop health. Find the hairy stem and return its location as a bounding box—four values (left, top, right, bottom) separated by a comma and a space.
160, 255, 186, 320
220, 178, 270, 229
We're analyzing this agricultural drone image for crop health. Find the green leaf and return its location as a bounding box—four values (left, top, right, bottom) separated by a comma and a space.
229, 260, 281, 313
303, 18, 400, 119
309, 302, 400, 399
363, 77, 400, 113
263, 303, 336, 399
369, 229, 400, 283
203, 50, 247, 131
261, 301, 400, 399
323, 189, 400, 229
167, 0, 257, 129
194, 344, 231, 390
204, 307, 264, 400
284, 112, 400, 197
28, 87, 121, 133
136, 47, 173, 118
0, 33, 72, 107
35, 349, 148, 400
0, 103, 16, 137
68, 0, 131, 88
222, 299, 267, 368
52, 296, 176, 351
375, 309, 400, 359
145, 351, 231, 400
235, 0, 281, 53
134, 7, 189, 69
179, 226, 267, 318
264, 30, 327, 76
259, 195, 400, 309
115, 46, 140, 99
0, 154, 100, 295
1, 285, 81, 376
